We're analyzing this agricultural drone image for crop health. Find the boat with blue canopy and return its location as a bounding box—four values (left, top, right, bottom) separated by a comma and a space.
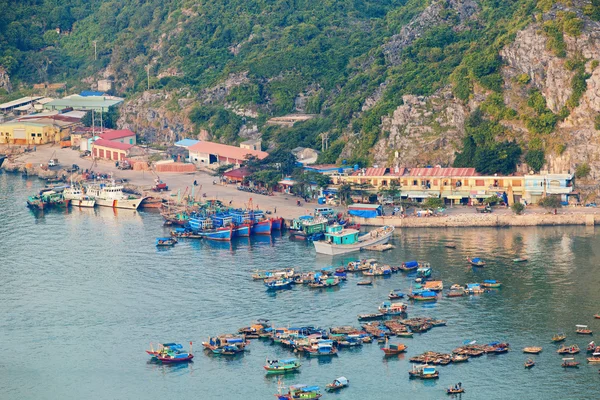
304, 339, 338, 357
481, 279, 502, 288
408, 289, 437, 301
467, 257, 486, 267
325, 377, 349, 391
276, 384, 322, 400
379, 301, 407, 315
399, 260, 420, 272
389, 289, 405, 299
265, 278, 294, 290
409, 364, 439, 379
156, 237, 177, 247
465, 283, 485, 294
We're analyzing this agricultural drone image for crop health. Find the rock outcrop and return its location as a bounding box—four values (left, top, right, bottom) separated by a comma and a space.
0, 67, 12, 93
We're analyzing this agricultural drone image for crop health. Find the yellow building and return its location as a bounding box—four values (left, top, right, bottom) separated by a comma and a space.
0, 120, 75, 145
332, 167, 526, 205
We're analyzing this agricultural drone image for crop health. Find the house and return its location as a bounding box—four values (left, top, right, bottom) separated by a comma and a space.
223, 167, 251, 183
188, 141, 268, 168
240, 139, 262, 151
174, 139, 200, 148
98, 129, 136, 145
43, 95, 124, 112
0, 96, 43, 114
91, 139, 133, 161
523, 173, 573, 203
0, 119, 76, 145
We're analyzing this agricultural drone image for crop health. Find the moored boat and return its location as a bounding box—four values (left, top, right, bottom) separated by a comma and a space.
467, 257, 486, 267
408, 290, 437, 302
523, 347, 542, 354
276, 384, 322, 400
576, 325, 593, 335
381, 339, 407, 356
561, 357, 580, 368
409, 364, 439, 379
264, 358, 301, 373
27, 189, 70, 210
447, 383, 464, 394
313, 225, 395, 256
63, 185, 95, 207
202, 335, 248, 355
357, 280, 373, 286
524, 358, 535, 368
552, 333, 567, 342
85, 180, 144, 209
147, 342, 194, 363
587, 353, 600, 363
156, 237, 177, 247
358, 313, 384, 321
481, 279, 502, 288
389, 289, 405, 299
265, 278, 294, 290
399, 260, 420, 272
325, 377, 349, 392
557, 344, 580, 354
270, 217, 284, 230
513, 257, 528, 262
379, 301, 407, 315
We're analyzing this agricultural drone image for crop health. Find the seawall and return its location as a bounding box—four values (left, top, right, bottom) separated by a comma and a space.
350, 213, 599, 228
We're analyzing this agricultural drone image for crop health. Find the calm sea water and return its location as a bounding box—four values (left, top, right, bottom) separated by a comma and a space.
1, 172, 600, 400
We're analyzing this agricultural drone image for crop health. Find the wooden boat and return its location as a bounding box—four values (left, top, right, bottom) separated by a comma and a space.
304, 340, 338, 357
146, 342, 185, 358
409, 364, 439, 379
552, 333, 567, 342
148, 341, 194, 363
557, 344, 580, 355
451, 354, 469, 363
378, 301, 407, 315
325, 376, 349, 392
481, 279, 502, 288
467, 257, 486, 267
157, 352, 194, 363
363, 243, 395, 251
265, 278, 294, 290
595, 314, 600, 319
447, 388, 464, 394
447, 289, 465, 298
357, 280, 373, 286
523, 347, 542, 354
408, 290, 437, 302
576, 325, 593, 335
156, 237, 177, 247
276, 384, 322, 400
465, 283, 485, 294
445, 243, 456, 249
264, 358, 301, 373
524, 359, 535, 368
587, 353, 600, 363
513, 257, 528, 262
561, 358, 580, 368
399, 260, 420, 272
358, 313, 385, 321
389, 289, 405, 299
202, 335, 248, 355
381, 340, 407, 356
308, 277, 340, 288
313, 225, 395, 255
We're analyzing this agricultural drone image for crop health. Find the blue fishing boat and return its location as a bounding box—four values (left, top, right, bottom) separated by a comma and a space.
251, 219, 272, 235
481, 279, 502, 288
399, 260, 419, 272
156, 237, 177, 247
408, 289, 437, 301
389, 289, 405, 300
233, 223, 251, 237
304, 339, 338, 357
416, 266, 432, 279
265, 278, 293, 290
189, 214, 234, 241
198, 226, 233, 241
271, 217, 284, 230
467, 257, 486, 267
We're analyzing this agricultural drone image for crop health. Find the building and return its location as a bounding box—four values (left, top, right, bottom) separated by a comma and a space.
0, 119, 77, 145
223, 167, 251, 183
91, 139, 133, 161
43, 95, 124, 112
174, 139, 200, 148
523, 173, 574, 203
188, 141, 268, 167
303, 164, 343, 175
0, 96, 43, 114
98, 129, 136, 145
240, 139, 262, 151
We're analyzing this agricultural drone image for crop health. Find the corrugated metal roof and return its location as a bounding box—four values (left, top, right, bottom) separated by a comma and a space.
0, 96, 43, 110
174, 139, 200, 148
92, 139, 133, 151
388, 167, 406, 176
408, 167, 477, 177
348, 204, 382, 210
99, 129, 135, 141
352, 167, 387, 177
188, 141, 268, 160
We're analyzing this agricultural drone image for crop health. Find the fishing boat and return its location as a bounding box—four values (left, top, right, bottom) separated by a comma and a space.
561, 357, 580, 368
379, 301, 407, 315
289, 216, 328, 240
147, 342, 194, 363
233, 222, 251, 237
357, 280, 373, 286
270, 217, 284, 230
146, 342, 184, 358
265, 278, 294, 290
63, 185, 95, 207
304, 340, 338, 357
156, 351, 194, 363
313, 224, 395, 256
513, 257, 528, 262
467, 257, 486, 267
408, 290, 437, 302
557, 344, 580, 354
416, 266, 432, 279
308, 276, 340, 288
465, 283, 485, 294
381, 339, 407, 356
524, 359, 535, 368
447, 388, 464, 395
202, 336, 248, 355
252, 218, 273, 235
276, 384, 322, 400
423, 280, 444, 292
27, 189, 70, 210
170, 228, 202, 239
552, 333, 567, 342
399, 260, 420, 272
139, 197, 165, 208
389, 289, 405, 299
587, 353, 600, 363
576, 325, 593, 335
447, 285, 465, 297
156, 237, 177, 247
264, 358, 301, 373
84, 181, 144, 209
523, 347, 542, 354
325, 377, 349, 392
357, 313, 385, 321
409, 364, 439, 379
451, 354, 469, 363
199, 226, 234, 241
481, 279, 502, 288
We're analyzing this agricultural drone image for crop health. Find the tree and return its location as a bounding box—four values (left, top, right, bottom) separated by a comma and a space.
511, 202, 525, 215
251, 170, 281, 190
538, 196, 562, 208
353, 182, 373, 203
243, 155, 262, 173
262, 148, 297, 175
214, 163, 234, 176
484, 195, 501, 205
525, 149, 545, 173
575, 163, 591, 178
379, 179, 401, 203
338, 183, 353, 205
423, 197, 444, 209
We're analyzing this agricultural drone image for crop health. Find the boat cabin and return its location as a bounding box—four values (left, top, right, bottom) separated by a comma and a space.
324, 224, 359, 245
211, 213, 233, 227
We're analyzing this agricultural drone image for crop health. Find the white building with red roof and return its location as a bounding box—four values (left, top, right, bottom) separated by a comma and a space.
91, 138, 134, 161
97, 129, 136, 145
188, 141, 268, 167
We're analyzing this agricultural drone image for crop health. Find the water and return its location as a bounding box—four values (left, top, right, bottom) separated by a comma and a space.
1, 172, 599, 400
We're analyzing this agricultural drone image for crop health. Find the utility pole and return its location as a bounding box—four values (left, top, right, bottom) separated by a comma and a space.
92, 41, 97, 61
321, 132, 330, 151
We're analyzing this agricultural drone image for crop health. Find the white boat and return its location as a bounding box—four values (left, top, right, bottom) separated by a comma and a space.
85, 181, 144, 210
63, 186, 96, 208
313, 224, 395, 255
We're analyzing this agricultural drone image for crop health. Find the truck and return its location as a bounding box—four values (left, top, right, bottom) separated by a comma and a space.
152, 178, 168, 192
475, 205, 492, 213
48, 159, 59, 167
117, 160, 132, 170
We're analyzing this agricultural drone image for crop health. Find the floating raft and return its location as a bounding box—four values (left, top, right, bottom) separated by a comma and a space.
363, 244, 396, 252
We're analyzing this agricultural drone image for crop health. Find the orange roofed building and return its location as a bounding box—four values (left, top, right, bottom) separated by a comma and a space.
188, 141, 268, 168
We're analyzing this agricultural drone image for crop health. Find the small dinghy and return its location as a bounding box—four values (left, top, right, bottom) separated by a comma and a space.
513, 257, 528, 263
156, 237, 178, 247
357, 280, 373, 286
325, 376, 349, 391
524, 358, 535, 368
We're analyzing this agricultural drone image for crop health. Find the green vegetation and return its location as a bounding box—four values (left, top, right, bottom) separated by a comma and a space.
542, 12, 583, 58
575, 163, 591, 178
538, 195, 562, 208
511, 202, 525, 214
423, 197, 444, 209
189, 106, 244, 143
484, 195, 502, 205
525, 89, 558, 134
565, 57, 591, 109
595, 114, 600, 130
525, 149, 545, 172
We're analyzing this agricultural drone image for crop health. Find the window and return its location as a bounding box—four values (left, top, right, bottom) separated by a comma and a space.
130, 139, 133, 144
412, 180, 417, 186
31, 133, 36, 138
37, 133, 42, 137
475, 179, 484, 186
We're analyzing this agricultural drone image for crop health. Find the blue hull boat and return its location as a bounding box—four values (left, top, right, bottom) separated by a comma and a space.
251, 220, 272, 235
199, 227, 233, 241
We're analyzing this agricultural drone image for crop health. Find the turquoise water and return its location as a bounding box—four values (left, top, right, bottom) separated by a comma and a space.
1, 172, 600, 399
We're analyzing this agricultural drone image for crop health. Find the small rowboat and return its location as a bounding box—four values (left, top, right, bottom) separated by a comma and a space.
576, 325, 593, 335
467, 257, 486, 267
561, 358, 580, 368
552, 333, 567, 342
557, 344, 580, 354
445, 243, 457, 249
264, 358, 301, 374
447, 388, 464, 394
587, 353, 600, 363
524, 359, 535, 368
523, 347, 542, 354
156, 237, 178, 247
325, 376, 349, 392
156, 353, 194, 363
481, 280, 502, 288
451, 354, 469, 363
513, 257, 528, 263
357, 280, 373, 286
388, 289, 405, 299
